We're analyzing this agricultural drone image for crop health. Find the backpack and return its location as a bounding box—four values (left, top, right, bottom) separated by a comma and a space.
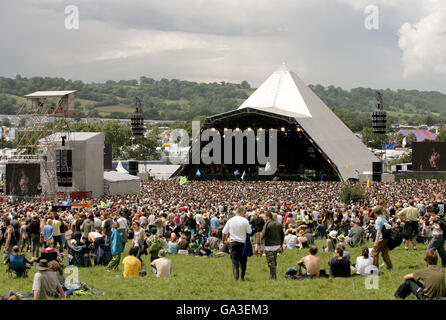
285, 267, 298, 279
387, 227, 403, 250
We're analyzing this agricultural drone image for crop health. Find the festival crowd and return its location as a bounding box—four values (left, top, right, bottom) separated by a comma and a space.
1, 180, 446, 300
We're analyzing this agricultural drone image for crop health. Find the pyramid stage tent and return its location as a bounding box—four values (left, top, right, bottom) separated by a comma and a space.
171, 64, 379, 181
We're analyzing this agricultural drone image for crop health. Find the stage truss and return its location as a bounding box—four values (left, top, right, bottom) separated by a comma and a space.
12, 91, 76, 197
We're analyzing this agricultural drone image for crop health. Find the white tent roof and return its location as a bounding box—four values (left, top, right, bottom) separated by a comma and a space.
115, 161, 128, 173
104, 171, 140, 182
239, 63, 379, 180
25, 90, 76, 98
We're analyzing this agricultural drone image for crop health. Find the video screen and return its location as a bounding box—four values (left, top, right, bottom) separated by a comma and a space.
412, 142, 446, 171
6, 163, 40, 196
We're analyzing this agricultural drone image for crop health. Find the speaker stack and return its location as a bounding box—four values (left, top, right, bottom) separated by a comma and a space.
56, 149, 73, 187
131, 107, 144, 139
128, 160, 138, 176
372, 161, 382, 182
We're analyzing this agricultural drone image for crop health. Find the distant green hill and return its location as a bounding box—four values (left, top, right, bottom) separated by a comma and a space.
0, 75, 445, 131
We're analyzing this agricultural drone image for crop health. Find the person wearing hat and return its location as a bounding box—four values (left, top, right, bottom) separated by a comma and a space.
325, 231, 338, 252
32, 259, 65, 300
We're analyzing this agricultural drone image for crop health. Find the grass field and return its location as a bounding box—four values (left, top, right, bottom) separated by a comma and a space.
0, 240, 430, 300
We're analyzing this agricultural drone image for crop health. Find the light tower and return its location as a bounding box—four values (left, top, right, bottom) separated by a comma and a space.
371, 91, 387, 180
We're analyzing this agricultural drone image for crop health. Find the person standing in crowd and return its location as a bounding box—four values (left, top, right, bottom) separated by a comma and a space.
29, 215, 41, 258
427, 211, 446, 268
117, 212, 128, 249
250, 212, 265, 256
106, 222, 123, 272
261, 211, 284, 280
51, 215, 63, 253
102, 212, 113, 244
398, 200, 420, 251
81, 214, 95, 247
222, 206, 252, 281
42, 218, 54, 248
371, 206, 393, 270
433, 194, 445, 217
395, 250, 446, 300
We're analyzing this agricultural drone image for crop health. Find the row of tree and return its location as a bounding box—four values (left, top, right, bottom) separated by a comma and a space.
0, 74, 445, 130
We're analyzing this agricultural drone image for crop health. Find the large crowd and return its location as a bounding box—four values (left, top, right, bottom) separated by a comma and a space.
1, 180, 446, 300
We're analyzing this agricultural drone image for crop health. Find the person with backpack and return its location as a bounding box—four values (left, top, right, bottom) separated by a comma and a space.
370, 206, 393, 270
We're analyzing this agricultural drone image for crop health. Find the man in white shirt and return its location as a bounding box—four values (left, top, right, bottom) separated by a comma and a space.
222, 206, 252, 281
148, 212, 156, 227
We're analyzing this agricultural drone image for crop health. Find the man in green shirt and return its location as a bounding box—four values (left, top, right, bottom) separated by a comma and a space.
395, 250, 446, 300
398, 200, 420, 251
261, 211, 284, 280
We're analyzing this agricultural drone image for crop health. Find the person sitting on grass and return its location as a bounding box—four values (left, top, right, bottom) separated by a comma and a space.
188, 236, 199, 254
395, 250, 446, 300
122, 247, 141, 278
32, 259, 66, 300
353, 247, 376, 276
297, 245, 321, 278
39, 239, 60, 263
4, 245, 35, 277
150, 249, 172, 278
177, 233, 189, 255
329, 247, 351, 278
167, 233, 179, 254
297, 229, 309, 249
283, 229, 298, 250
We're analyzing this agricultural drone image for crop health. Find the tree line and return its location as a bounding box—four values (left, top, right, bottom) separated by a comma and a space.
0, 75, 445, 132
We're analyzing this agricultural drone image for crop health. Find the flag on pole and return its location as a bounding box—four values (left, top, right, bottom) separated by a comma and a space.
402, 136, 407, 148
234, 170, 240, 176
304, 172, 307, 178
345, 164, 349, 173
179, 176, 188, 185
366, 175, 370, 188
241, 171, 246, 180
195, 169, 201, 177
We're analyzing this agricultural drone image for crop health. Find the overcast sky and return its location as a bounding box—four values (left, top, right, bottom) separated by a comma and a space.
1, 0, 445, 92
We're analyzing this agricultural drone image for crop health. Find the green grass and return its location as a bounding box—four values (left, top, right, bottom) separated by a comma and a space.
0, 240, 430, 300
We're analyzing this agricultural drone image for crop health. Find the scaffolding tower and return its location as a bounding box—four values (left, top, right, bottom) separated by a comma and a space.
11, 90, 76, 198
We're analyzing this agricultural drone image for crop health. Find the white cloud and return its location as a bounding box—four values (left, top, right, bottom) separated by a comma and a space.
398, 1, 446, 78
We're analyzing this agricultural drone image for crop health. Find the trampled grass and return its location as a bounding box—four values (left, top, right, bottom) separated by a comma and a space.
0, 240, 431, 300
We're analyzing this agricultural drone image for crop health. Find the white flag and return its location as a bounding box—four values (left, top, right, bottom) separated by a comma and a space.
402, 136, 407, 148
241, 171, 246, 180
